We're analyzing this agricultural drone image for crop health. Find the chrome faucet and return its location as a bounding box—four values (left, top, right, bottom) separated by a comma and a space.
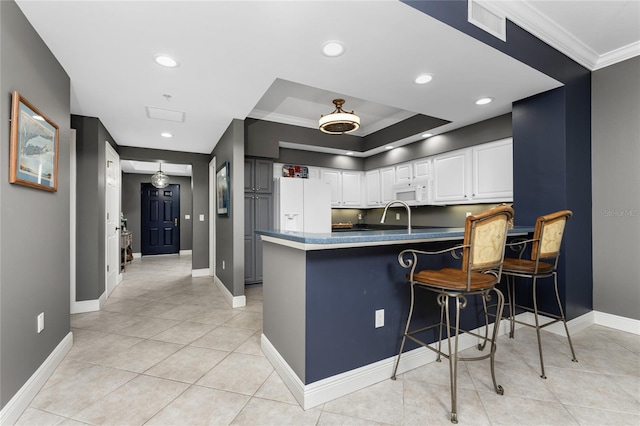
380, 200, 412, 233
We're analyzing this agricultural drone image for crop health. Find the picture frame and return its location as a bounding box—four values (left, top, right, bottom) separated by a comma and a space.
10, 91, 59, 192
216, 161, 230, 216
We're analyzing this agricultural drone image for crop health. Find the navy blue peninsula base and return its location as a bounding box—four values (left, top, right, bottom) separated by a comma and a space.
256, 227, 532, 409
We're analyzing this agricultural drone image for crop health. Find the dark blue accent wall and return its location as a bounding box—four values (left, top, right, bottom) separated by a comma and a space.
402, 0, 593, 319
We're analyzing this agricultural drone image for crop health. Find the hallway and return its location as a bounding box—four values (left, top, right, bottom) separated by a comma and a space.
16, 255, 640, 425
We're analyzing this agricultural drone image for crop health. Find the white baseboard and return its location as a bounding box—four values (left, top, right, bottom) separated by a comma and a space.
70, 291, 106, 314
179, 250, 192, 256
133, 252, 142, 259
261, 320, 507, 410
0, 332, 73, 425
214, 275, 246, 308
593, 311, 640, 335
191, 268, 210, 278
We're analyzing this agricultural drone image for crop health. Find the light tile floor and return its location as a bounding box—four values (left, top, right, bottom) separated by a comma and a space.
16, 255, 640, 425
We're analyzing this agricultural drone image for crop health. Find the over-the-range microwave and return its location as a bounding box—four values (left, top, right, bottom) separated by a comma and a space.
393, 181, 430, 203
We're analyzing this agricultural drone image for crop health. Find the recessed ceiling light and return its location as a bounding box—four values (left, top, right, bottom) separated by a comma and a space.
385, 145, 394, 150
161, 132, 173, 138
475, 97, 493, 105
421, 133, 433, 138
414, 74, 433, 85
321, 40, 345, 57
154, 55, 179, 68
346, 151, 354, 156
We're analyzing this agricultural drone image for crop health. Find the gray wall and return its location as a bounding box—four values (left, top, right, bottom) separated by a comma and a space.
212, 119, 245, 297
0, 0, 71, 408
118, 147, 210, 271
121, 174, 193, 253
71, 115, 118, 301
592, 56, 640, 320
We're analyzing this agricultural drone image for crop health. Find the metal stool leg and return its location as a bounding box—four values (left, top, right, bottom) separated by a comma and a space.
392, 283, 416, 379
531, 277, 547, 379
552, 272, 578, 363
444, 294, 459, 424
488, 288, 505, 395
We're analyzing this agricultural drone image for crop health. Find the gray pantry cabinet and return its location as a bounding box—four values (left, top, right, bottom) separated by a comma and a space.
244, 158, 273, 284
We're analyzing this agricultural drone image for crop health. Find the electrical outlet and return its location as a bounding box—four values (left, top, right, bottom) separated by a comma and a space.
199, 214, 205, 221
37, 312, 44, 333
375, 309, 384, 328
395, 213, 400, 221
222, 260, 225, 270
185, 214, 190, 220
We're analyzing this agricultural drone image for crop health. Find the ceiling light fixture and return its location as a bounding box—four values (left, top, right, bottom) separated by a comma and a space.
385, 145, 394, 150
475, 97, 493, 105
151, 163, 170, 188
319, 99, 360, 134
154, 54, 179, 68
346, 151, 354, 156
160, 132, 173, 138
421, 133, 433, 138
414, 74, 433, 84
321, 40, 345, 57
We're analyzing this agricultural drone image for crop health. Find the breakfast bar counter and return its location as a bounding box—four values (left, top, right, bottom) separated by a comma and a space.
256, 226, 532, 409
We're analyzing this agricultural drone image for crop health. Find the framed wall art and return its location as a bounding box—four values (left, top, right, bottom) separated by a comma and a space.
216, 161, 230, 216
10, 91, 59, 192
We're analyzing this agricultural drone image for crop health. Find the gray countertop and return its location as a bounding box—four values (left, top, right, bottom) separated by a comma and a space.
257, 226, 534, 250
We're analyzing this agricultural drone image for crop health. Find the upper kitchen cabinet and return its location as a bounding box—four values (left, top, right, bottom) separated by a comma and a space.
395, 162, 413, 184
321, 169, 363, 207
413, 158, 432, 181
245, 158, 273, 193
366, 167, 395, 206
471, 138, 513, 201
432, 138, 513, 204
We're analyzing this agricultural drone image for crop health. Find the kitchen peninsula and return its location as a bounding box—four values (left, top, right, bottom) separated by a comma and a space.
256, 225, 532, 409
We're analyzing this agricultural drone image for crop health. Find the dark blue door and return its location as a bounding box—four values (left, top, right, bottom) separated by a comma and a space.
141, 183, 180, 255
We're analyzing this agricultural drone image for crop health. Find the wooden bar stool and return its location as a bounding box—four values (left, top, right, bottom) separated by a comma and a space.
391, 205, 513, 424
502, 210, 577, 379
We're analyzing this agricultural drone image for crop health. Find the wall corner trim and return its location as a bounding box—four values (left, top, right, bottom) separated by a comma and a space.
191, 268, 209, 278
214, 275, 246, 308
0, 332, 73, 425
71, 291, 106, 314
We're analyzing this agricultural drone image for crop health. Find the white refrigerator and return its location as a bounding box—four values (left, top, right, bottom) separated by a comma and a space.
274, 178, 331, 233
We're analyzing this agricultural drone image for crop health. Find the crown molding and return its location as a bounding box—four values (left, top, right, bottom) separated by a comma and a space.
486, 0, 600, 70
594, 40, 640, 70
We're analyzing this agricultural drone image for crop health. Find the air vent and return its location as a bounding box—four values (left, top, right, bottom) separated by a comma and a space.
145, 106, 186, 122
468, 0, 506, 41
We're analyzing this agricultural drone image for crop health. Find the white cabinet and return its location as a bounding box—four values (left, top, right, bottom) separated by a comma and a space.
432, 149, 472, 203
365, 167, 395, 206
413, 158, 432, 181
321, 169, 363, 207
472, 138, 513, 201
395, 162, 413, 184
432, 138, 513, 204
341, 171, 363, 206
321, 169, 342, 206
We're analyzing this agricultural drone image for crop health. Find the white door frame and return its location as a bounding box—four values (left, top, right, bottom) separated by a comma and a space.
209, 157, 216, 278
105, 143, 120, 298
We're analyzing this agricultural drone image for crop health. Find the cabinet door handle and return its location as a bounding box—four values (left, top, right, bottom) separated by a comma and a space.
174, 218, 178, 226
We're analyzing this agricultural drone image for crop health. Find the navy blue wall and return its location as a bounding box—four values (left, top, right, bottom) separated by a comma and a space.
403, 0, 593, 319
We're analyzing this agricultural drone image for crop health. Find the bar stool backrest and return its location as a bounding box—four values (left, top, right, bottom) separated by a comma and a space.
463, 206, 514, 276
531, 210, 573, 264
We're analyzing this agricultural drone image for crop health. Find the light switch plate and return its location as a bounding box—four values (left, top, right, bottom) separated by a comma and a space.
199, 214, 205, 221
185, 214, 190, 220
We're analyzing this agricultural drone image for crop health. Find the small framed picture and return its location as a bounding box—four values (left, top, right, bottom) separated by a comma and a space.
216, 161, 230, 216
9, 91, 59, 192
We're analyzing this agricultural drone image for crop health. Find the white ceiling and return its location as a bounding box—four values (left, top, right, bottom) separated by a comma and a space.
16, 0, 640, 157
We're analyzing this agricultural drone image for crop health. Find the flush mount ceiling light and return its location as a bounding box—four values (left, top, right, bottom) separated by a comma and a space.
319, 99, 360, 134
475, 97, 494, 105
151, 163, 170, 188
321, 40, 345, 57
160, 132, 173, 138
154, 54, 179, 68
414, 74, 433, 85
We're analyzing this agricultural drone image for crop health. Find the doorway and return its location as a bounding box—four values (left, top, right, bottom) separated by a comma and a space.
140, 183, 181, 255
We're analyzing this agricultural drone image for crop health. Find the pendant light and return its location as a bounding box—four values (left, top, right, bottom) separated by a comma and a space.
319, 99, 360, 134
151, 163, 170, 188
